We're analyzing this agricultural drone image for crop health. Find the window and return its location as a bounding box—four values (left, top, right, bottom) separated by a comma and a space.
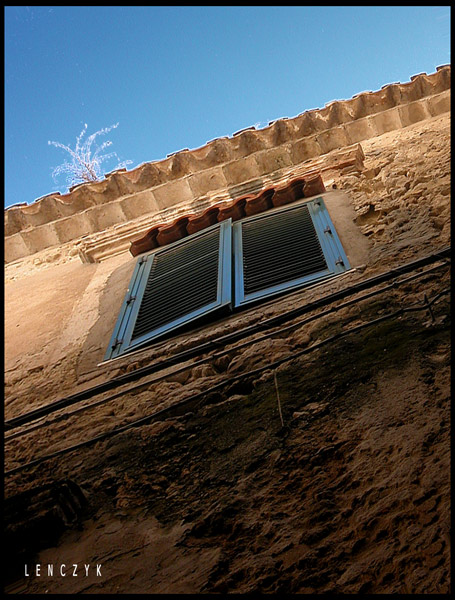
104, 197, 350, 361
105, 220, 232, 360
233, 197, 349, 307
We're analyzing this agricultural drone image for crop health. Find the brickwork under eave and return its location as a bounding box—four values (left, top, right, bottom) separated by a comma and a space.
3, 65, 450, 263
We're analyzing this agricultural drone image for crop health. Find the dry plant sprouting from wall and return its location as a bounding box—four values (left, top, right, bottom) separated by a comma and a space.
48, 123, 132, 190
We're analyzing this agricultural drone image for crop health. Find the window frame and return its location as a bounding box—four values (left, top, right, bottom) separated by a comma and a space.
104, 219, 232, 361
105, 196, 352, 360
232, 196, 351, 308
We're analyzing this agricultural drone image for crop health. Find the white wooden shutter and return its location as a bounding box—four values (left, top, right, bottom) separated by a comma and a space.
233, 197, 350, 307
105, 220, 232, 360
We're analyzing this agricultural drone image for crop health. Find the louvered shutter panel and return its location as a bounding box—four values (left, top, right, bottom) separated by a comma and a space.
105, 220, 232, 360
233, 197, 350, 307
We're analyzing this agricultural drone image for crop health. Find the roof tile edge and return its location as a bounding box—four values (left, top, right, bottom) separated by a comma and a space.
4, 66, 451, 253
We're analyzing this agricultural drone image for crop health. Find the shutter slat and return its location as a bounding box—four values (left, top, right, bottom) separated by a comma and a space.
138, 276, 218, 309
240, 204, 328, 296
244, 256, 326, 284
132, 227, 221, 340
135, 277, 219, 324
243, 242, 326, 267
105, 221, 232, 359
150, 235, 220, 279
141, 254, 219, 298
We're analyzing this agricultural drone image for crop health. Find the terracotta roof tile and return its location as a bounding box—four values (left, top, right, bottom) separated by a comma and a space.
216, 198, 246, 222
130, 226, 162, 256
129, 172, 326, 257
271, 177, 307, 208
244, 188, 274, 216
303, 173, 326, 197
156, 216, 189, 247
186, 206, 220, 235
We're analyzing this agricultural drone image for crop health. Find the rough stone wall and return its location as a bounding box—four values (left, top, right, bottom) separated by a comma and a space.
5, 108, 449, 410
4, 66, 450, 263
4, 71, 451, 594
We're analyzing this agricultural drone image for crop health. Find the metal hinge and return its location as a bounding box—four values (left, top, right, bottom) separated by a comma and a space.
111, 338, 123, 351
335, 256, 345, 266
324, 225, 332, 234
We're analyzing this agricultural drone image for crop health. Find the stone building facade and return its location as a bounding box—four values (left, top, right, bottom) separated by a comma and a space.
4, 66, 451, 594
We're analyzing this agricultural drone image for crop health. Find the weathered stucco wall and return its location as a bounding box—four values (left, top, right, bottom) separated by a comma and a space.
4, 66, 450, 263
5, 104, 450, 413
4, 69, 451, 594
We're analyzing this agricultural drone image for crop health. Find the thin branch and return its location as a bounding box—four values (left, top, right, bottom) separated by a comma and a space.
48, 123, 132, 190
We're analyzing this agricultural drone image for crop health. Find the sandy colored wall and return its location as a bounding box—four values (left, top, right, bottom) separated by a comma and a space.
4, 188, 369, 396
4, 108, 450, 419
4, 74, 451, 595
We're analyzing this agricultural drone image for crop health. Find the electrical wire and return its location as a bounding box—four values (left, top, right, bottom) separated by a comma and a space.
4, 246, 450, 432
4, 286, 450, 478
4, 260, 449, 441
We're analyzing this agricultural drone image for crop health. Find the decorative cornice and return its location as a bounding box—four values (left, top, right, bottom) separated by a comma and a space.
4, 66, 451, 263
78, 143, 364, 263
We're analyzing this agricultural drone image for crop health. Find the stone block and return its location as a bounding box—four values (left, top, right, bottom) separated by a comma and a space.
398, 99, 432, 127
186, 138, 233, 171
87, 202, 128, 232
342, 95, 370, 120
321, 100, 355, 127
230, 129, 267, 157
20, 223, 60, 255
254, 146, 293, 175
294, 110, 328, 136
222, 156, 261, 187
288, 137, 322, 165
369, 106, 403, 135
316, 125, 351, 154
116, 162, 167, 195
344, 116, 376, 144
264, 119, 296, 147
119, 190, 159, 221
432, 65, 451, 92
69, 176, 121, 207
152, 178, 195, 211
426, 90, 451, 117
54, 193, 98, 218
53, 213, 94, 244
18, 198, 58, 227
166, 151, 191, 180
4, 233, 31, 263
4, 207, 26, 237
188, 167, 228, 197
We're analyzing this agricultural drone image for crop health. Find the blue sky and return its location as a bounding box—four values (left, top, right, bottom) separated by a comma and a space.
4, 6, 451, 208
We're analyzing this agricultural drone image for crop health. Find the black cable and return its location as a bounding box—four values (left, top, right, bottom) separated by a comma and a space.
4, 247, 450, 432
4, 287, 450, 477
4, 260, 449, 442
